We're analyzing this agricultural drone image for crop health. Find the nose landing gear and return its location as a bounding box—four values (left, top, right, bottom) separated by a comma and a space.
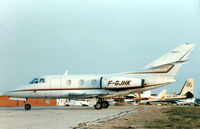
24, 99, 31, 110
94, 98, 110, 110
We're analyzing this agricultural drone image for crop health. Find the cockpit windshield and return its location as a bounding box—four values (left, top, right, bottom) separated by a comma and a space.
39, 78, 45, 83
29, 78, 45, 84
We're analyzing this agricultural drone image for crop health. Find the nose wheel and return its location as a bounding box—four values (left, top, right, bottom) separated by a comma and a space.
94, 99, 110, 110
25, 104, 31, 110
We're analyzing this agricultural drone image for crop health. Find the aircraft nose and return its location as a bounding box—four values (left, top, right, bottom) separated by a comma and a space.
2, 91, 10, 96
2, 91, 15, 97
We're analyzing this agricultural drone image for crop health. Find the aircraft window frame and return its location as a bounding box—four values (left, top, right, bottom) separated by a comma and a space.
29, 78, 39, 84
66, 80, 71, 86
34, 80, 39, 84
39, 78, 45, 83
91, 79, 97, 85
79, 79, 84, 85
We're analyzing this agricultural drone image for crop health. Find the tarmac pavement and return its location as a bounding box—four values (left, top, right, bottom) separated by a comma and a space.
0, 106, 136, 129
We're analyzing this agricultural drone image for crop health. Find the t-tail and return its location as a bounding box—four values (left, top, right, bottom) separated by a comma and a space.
141, 43, 195, 79
178, 78, 194, 98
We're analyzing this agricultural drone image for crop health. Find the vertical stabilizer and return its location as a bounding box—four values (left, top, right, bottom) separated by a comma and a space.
156, 89, 167, 98
179, 79, 194, 98
142, 43, 195, 78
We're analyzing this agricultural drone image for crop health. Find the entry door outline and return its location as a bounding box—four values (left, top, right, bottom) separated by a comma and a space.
50, 78, 61, 97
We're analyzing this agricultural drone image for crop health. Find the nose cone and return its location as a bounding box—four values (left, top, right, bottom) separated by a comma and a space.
2, 91, 11, 96
2, 84, 33, 98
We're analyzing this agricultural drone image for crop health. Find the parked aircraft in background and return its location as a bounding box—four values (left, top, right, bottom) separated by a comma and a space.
194, 99, 200, 106
3, 43, 195, 110
65, 99, 94, 106
124, 89, 166, 104
138, 79, 194, 104
176, 98, 195, 105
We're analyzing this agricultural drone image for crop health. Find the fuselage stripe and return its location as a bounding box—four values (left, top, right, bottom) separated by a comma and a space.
125, 64, 174, 74
11, 82, 171, 92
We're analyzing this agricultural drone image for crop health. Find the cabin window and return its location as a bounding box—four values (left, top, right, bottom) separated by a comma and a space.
66, 80, 71, 85
91, 79, 97, 85
79, 79, 84, 85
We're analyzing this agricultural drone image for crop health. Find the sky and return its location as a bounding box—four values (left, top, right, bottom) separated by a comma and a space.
0, 0, 200, 97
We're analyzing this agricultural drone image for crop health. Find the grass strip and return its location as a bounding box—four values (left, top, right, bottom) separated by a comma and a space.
145, 106, 200, 128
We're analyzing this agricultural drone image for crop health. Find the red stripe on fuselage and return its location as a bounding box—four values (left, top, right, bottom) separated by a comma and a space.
11, 82, 171, 92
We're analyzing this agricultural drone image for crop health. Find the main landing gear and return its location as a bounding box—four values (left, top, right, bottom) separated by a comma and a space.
94, 98, 110, 110
25, 104, 31, 110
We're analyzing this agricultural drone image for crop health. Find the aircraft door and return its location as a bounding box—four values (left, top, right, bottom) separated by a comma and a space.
100, 77, 103, 88
50, 78, 61, 98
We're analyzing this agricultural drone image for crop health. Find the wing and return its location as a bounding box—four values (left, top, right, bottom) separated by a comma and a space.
67, 92, 113, 99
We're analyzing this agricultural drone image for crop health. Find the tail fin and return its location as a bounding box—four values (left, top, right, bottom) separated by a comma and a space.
142, 43, 195, 78
156, 89, 167, 98
179, 79, 194, 98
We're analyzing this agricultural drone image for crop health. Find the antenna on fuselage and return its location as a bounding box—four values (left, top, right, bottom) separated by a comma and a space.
64, 70, 69, 75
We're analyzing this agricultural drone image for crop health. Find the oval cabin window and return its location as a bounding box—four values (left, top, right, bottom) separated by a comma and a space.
79, 79, 84, 85
66, 80, 71, 86
91, 79, 97, 85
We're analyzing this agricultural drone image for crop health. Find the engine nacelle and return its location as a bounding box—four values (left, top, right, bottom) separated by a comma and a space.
101, 76, 145, 89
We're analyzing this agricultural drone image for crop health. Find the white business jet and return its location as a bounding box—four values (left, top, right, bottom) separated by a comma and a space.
3, 43, 195, 110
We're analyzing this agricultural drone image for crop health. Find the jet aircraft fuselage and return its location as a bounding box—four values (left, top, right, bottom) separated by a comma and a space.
3, 43, 195, 110
7, 74, 174, 99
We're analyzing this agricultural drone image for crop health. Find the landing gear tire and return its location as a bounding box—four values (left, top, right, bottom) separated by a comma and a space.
25, 104, 31, 110
146, 102, 151, 105
94, 102, 102, 110
102, 101, 109, 108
